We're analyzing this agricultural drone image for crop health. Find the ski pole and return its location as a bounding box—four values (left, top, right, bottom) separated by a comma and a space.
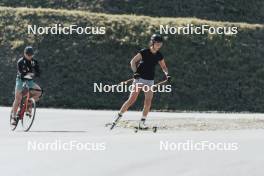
153, 79, 168, 87
119, 78, 134, 85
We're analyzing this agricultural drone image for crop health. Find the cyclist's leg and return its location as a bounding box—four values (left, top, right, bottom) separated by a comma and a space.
11, 78, 23, 117
29, 82, 42, 102
11, 91, 23, 116
26, 82, 41, 116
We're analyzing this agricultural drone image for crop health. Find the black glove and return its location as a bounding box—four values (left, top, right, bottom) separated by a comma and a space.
166, 74, 172, 83
133, 72, 140, 79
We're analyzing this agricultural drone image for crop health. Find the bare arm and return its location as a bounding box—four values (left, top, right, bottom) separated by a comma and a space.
130, 53, 142, 72
159, 59, 169, 76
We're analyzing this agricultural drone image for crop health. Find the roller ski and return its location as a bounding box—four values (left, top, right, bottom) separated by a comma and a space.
134, 119, 158, 133
108, 113, 122, 130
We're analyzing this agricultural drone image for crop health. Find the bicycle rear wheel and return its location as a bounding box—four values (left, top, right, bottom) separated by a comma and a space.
21, 98, 36, 132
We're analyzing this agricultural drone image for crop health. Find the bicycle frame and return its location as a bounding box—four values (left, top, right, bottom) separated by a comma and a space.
18, 85, 31, 120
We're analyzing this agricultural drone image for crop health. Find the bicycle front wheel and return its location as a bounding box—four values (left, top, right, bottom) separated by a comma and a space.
21, 98, 36, 132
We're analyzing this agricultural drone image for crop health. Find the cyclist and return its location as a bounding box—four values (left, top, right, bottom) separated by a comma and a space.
11, 46, 42, 125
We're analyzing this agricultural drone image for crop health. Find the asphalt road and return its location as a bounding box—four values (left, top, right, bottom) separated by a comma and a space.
1, 107, 263, 176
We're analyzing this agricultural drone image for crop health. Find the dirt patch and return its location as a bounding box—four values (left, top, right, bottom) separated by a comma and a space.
117, 118, 264, 131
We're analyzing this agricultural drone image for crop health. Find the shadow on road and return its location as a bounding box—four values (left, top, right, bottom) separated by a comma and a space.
28, 130, 88, 133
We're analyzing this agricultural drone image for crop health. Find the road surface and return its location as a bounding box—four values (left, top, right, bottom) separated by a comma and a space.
0, 107, 264, 176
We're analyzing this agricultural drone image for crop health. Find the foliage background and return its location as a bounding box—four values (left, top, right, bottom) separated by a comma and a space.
0, 1, 263, 112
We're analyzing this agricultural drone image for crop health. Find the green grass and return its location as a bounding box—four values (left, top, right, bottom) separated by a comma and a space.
0, 7, 264, 112
0, 0, 263, 23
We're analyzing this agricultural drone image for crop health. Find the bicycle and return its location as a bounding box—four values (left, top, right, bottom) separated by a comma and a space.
10, 80, 43, 132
